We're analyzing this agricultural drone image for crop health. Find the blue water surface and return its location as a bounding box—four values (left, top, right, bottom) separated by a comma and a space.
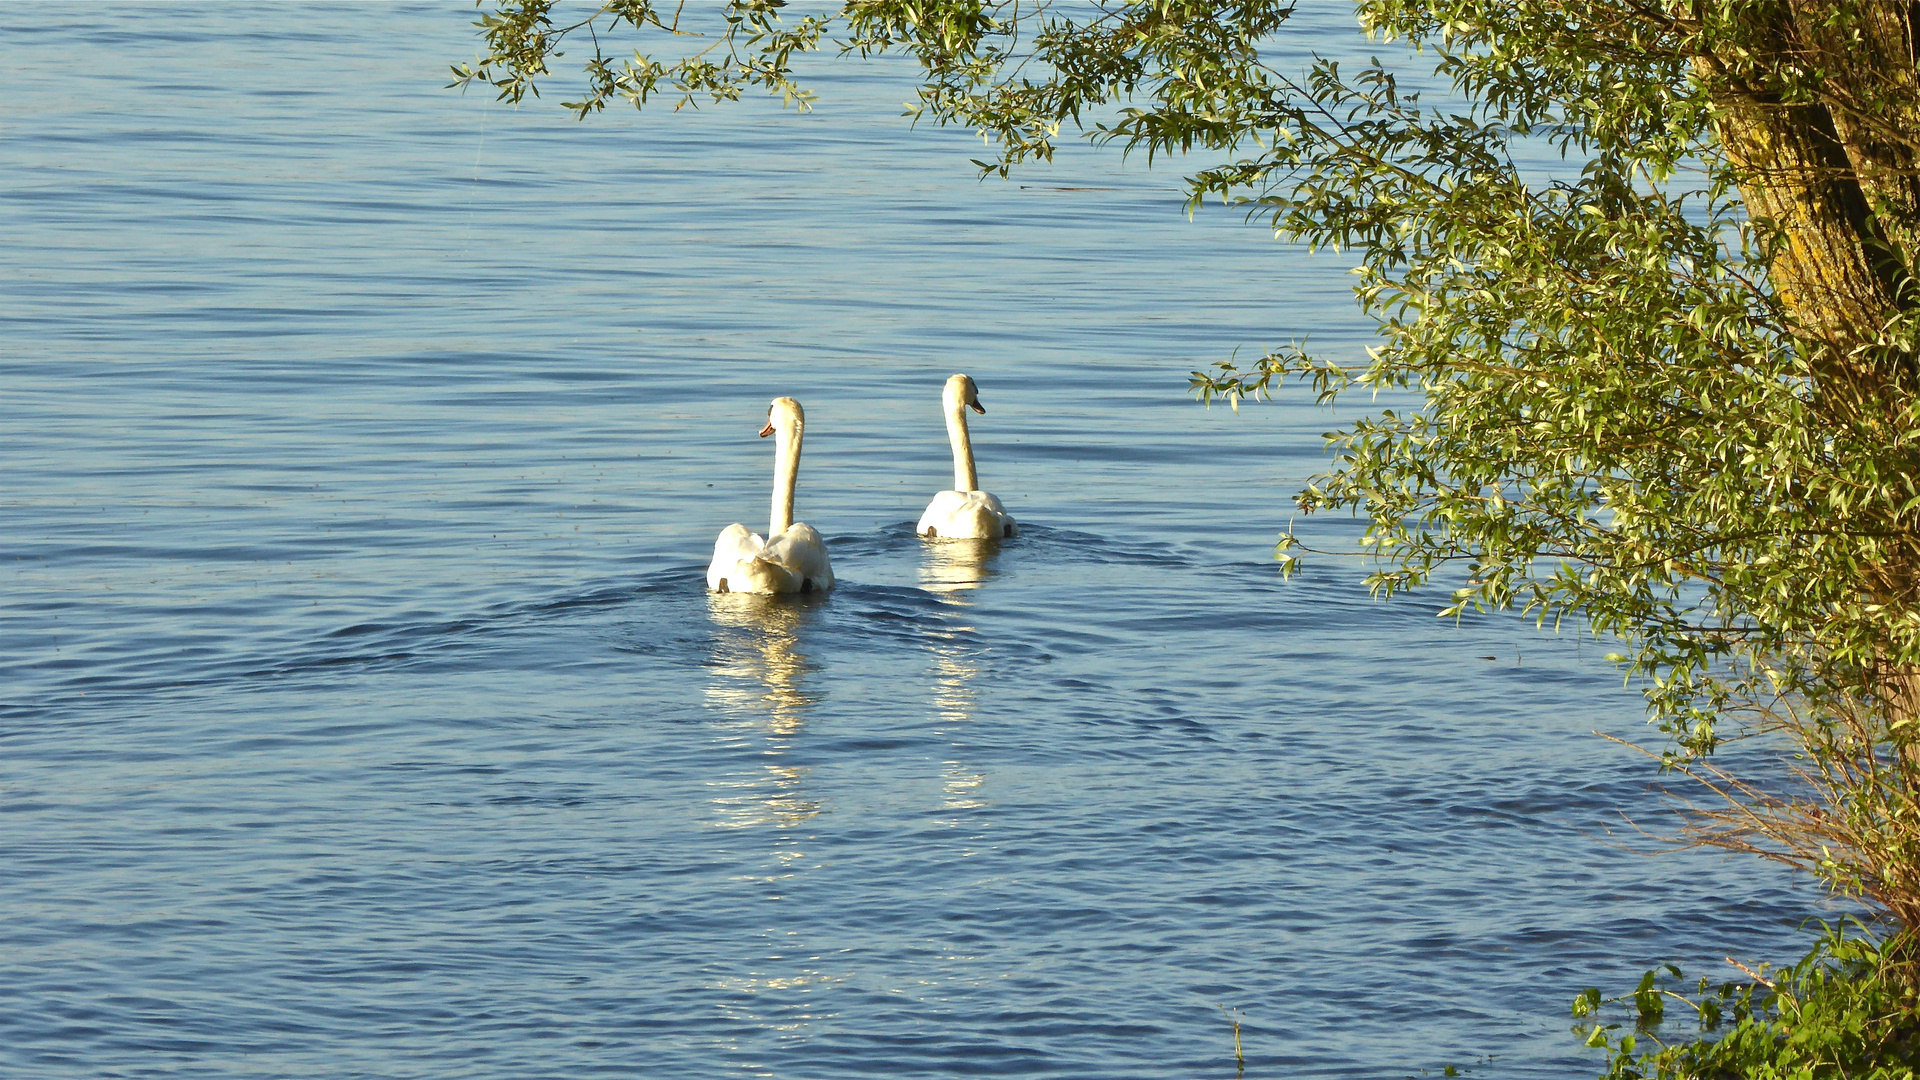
1, 4, 1825, 1078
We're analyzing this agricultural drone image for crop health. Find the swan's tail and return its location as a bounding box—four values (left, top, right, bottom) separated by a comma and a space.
711, 554, 800, 594
947, 504, 1014, 540
963, 505, 1003, 539
744, 554, 801, 593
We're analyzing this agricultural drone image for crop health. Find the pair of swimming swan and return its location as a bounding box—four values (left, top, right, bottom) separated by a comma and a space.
706, 374, 1017, 595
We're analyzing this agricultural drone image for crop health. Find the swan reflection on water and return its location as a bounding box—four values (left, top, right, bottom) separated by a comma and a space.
918, 539, 998, 815
699, 592, 846, 1020
918, 536, 1004, 598
703, 592, 827, 831
931, 643, 990, 815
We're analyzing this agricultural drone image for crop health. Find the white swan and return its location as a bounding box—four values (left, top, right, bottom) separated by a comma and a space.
707, 397, 835, 594
917, 373, 1017, 540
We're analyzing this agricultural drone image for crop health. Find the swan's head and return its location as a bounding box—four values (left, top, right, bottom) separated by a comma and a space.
945, 373, 985, 414
760, 396, 804, 438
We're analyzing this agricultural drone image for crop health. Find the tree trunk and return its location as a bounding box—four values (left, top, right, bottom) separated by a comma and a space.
1693, 1, 1920, 724
1694, 4, 1920, 381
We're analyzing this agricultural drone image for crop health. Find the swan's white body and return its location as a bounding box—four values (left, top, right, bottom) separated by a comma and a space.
707, 398, 835, 594
707, 521, 832, 595
917, 373, 1017, 540
919, 489, 1015, 541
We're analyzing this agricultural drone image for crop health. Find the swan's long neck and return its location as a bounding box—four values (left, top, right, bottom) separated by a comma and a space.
945, 395, 978, 492
770, 418, 800, 535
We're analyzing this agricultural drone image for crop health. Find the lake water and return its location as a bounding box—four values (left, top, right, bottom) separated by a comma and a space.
2, 4, 1827, 1077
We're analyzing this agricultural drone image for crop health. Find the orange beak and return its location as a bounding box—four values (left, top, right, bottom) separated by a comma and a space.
759, 421, 776, 437
970, 400, 986, 414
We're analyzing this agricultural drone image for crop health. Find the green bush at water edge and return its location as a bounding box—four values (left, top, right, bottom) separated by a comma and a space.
1578, 923, 1920, 1079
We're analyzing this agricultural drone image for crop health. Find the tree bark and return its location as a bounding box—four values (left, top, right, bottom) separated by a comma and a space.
1691, 2, 1920, 723
1695, 3, 1920, 388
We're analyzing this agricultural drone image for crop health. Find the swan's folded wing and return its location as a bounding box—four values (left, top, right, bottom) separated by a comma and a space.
711, 523, 765, 560
707, 523, 767, 590
917, 490, 971, 534
764, 523, 834, 591
973, 491, 1016, 536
